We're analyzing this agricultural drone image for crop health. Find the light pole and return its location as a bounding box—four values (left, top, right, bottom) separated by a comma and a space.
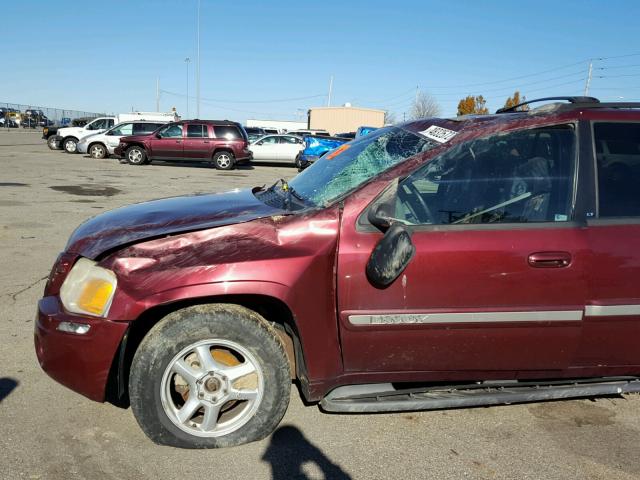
184, 57, 191, 119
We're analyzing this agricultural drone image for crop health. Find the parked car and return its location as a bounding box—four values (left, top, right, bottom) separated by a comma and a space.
43, 117, 96, 150
56, 112, 180, 154
36, 97, 640, 449
77, 121, 169, 159
249, 134, 305, 164
295, 135, 348, 170
0, 108, 19, 128
289, 128, 330, 137
244, 127, 266, 142
114, 120, 252, 169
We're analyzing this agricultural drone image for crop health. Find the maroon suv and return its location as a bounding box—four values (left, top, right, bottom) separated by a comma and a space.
114, 120, 252, 169
36, 97, 640, 449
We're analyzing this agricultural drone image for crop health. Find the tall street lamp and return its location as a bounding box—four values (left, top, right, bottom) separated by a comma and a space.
184, 57, 191, 119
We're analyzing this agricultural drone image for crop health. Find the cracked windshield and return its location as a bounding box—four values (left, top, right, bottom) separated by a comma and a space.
289, 126, 435, 206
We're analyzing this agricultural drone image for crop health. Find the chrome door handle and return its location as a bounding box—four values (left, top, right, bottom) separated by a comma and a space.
528, 252, 572, 268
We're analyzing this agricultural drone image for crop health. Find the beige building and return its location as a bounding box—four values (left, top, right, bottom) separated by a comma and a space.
308, 105, 385, 135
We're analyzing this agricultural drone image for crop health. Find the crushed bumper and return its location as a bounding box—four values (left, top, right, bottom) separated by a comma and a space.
34, 296, 129, 402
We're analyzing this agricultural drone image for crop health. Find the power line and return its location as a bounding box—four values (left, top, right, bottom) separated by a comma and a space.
160, 89, 326, 104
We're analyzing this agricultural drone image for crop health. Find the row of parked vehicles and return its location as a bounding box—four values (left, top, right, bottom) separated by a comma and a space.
1, 108, 55, 128
43, 112, 377, 170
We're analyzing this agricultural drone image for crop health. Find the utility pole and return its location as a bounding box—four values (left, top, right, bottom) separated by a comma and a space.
327, 76, 333, 107
156, 77, 160, 111
185, 58, 191, 119
196, 0, 201, 118
584, 60, 593, 96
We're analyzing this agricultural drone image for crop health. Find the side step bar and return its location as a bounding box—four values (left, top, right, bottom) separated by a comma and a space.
319, 377, 640, 413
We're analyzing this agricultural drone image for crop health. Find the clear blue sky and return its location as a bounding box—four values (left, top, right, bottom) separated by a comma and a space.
2, 0, 640, 121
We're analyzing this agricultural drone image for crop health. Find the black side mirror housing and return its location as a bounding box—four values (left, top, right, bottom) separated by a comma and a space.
366, 223, 415, 288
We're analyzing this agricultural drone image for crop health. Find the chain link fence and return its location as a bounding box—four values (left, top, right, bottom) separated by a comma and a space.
0, 102, 104, 130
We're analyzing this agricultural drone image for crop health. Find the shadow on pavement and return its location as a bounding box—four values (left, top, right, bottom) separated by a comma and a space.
0, 377, 18, 403
262, 425, 351, 480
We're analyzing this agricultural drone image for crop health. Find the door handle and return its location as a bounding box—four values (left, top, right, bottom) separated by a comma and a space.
175, 140, 182, 143
203, 140, 210, 143
528, 251, 572, 268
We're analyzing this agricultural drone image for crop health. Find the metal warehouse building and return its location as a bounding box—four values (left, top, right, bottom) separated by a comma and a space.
308, 105, 385, 135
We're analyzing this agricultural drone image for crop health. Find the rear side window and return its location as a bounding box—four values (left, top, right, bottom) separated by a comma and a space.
214, 125, 241, 140
111, 123, 133, 135
133, 123, 163, 134
187, 124, 207, 138
394, 124, 576, 225
595, 123, 640, 217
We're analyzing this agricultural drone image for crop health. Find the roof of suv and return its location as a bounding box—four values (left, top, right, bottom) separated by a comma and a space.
174, 119, 241, 126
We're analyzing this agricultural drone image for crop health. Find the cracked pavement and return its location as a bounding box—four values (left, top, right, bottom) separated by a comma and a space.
2, 131, 640, 480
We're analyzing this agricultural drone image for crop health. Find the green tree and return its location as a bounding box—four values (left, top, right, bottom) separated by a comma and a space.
457, 95, 489, 116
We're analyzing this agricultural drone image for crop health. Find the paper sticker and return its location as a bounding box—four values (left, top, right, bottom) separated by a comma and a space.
418, 125, 458, 143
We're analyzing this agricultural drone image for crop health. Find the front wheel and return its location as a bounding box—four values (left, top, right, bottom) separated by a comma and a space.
212, 151, 235, 170
125, 146, 147, 165
129, 304, 291, 448
47, 136, 59, 150
89, 143, 107, 159
63, 137, 78, 153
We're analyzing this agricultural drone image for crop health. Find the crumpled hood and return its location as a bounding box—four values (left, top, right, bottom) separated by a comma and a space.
66, 188, 285, 259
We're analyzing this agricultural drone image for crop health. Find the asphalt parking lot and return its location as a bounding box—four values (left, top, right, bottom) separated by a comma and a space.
2, 130, 640, 480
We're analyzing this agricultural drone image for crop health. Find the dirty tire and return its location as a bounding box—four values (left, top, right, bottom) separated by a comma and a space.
129, 304, 291, 449
89, 143, 107, 159
213, 151, 235, 170
126, 146, 147, 165
63, 137, 78, 153
47, 136, 59, 150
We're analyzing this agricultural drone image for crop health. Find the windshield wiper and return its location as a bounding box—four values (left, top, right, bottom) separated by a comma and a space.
271, 178, 308, 210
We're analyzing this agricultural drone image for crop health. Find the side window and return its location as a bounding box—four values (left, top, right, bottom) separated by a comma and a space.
111, 123, 133, 136
261, 136, 278, 144
595, 123, 640, 217
158, 124, 183, 138
132, 123, 159, 134
107, 119, 115, 128
187, 124, 206, 138
282, 136, 300, 144
394, 124, 576, 225
88, 119, 107, 130
214, 126, 240, 140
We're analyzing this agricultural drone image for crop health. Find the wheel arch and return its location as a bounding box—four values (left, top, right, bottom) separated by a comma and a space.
212, 147, 235, 158
88, 141, 107, 152
106, 293, 307, 408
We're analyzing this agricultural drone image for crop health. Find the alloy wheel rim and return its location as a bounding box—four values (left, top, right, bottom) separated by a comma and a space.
129, 149, 142, 163
65, 140, 76, 152
91, 146, 104, 158
160, 339, 264, 438
217, 155, 231, 168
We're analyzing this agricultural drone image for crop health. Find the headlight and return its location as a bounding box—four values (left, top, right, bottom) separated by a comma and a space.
60, 258, 117, 317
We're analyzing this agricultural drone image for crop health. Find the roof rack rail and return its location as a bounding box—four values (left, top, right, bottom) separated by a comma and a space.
496, 96, 600, 114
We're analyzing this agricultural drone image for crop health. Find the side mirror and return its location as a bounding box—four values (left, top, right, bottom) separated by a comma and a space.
256, 141, 263, 145
366, 223, 415, 288
155, 133, 162, 139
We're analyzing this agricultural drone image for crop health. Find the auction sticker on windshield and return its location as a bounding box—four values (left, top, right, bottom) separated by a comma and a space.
418, 125, 457, 143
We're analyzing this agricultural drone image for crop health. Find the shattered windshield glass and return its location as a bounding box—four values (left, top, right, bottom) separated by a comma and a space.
288, 127, 436, 207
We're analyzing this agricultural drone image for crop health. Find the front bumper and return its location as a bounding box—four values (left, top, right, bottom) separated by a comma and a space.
34, 296, 129, 402
114, 144, 125, 157
76, 142, 88, 154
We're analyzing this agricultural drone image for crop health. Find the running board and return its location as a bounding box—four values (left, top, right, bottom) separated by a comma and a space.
319, 377, 640, 413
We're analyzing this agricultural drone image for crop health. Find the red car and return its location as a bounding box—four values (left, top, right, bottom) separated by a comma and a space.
113, 120, 252, 170
36, 97, 640, 448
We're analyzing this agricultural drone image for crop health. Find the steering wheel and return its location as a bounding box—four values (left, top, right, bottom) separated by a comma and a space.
397, 182, 434, 224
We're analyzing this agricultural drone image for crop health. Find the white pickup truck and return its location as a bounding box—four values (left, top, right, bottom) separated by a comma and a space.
54, 112, 180, 153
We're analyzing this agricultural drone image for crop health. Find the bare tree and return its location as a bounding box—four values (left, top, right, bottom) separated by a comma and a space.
384, 110, 397, 125
410, 91, 441, 119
